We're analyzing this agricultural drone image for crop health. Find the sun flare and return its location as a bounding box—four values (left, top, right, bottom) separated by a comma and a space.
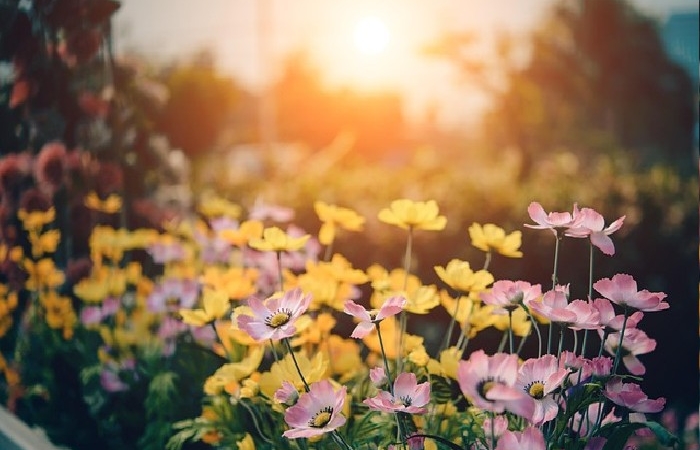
353, 16, 390, 55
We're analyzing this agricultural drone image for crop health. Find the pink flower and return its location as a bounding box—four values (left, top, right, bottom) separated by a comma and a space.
495, 427, 546, 450
237, 288, 311, 341
369, 367, 388, 387
529, 289, 600, 330
579, 356, 613, 380
283, 380, 347, 439
593, 274, 669, 312
275, 381, 299, 406
592, 298, 644, 330
565, 207, 625, 256
457, 350, 535, 418
249, 197, 295, 222
524, 202, 581, 235
483, 415, 509, 442
481, 280, 542, 314
147, 278, 199, 313
517, 355, 570, 425
34, 142, 67, 193
343, 296, 406, 338
601, 328, 656, 375
604, 379, 666, 413
364, 372, 430, 414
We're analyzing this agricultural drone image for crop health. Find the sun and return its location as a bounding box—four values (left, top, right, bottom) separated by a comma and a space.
353, 16, 390, 55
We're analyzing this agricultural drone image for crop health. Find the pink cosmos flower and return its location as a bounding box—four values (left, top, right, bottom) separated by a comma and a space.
483, 415, 509, 443
565, 207, 625, 256
592, 298, 644, 331
593, 274, 669, 312
283, 379, 347, 439
249, 197, 295, 222
147, 278, 199, 313
571, 403, 618, 437
528, 289, 600, 330
524, 202, 581, 235
604, 379, 666, 413
517, 355, 570, 425
495, 427, 546, 450
601, 328, 656, 375
578, 356, 613, 381
480, 280, 542, 314
343, 296, 406, 339
364, 372, 430, 414
457, 350, 535, 418
275, 381, 299, 406
369, 367, 388, 387
147, 240, 187, 264
237, 288, 311, 341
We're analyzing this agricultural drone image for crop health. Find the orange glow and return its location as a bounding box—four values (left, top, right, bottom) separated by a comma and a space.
353, 16, 390, 55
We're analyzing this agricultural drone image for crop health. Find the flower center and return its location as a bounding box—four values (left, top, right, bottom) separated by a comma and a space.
398, 395, 413, 406
526, 381, 545, 399
266, 309, 292, 328
310, 407, 333, 428
477, 378, 497, 401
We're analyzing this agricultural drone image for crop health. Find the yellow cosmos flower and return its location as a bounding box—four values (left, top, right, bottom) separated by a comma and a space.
258, 351, 328, 398
248, 227, 310, 252
18, 207, 55, 231
74, 275, 110, 303
219, 220, 264, 247
468, 223, 523, 258
440, 290, 474, 326
324, 335, 362, 382
491, 306, 531, 337
368, 265, 421, 309
200, 266, 259, 301
291, 312, 336, 347
84, 192, 122, 214
378, 199, 447, 231
198, 196, 242, 219
314, 201, 365, 245
0, 287, 18, 338
408, 345, 430, 367
29, 229, 60, 258
404, 284, 440, 314
24, 258, 64, 290
434, 259, 494, 294
203, 346, 264, 395
438, 347, 462, 380
297, 256, 367, 310
179, 288, 230, 327
237, 433, 255, 450
363, 317, 423, 359
40, 291, 76, 338
465, 303, 497, 338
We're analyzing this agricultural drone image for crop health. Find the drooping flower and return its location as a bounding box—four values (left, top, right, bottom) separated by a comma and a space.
343, 295, 405, 338
593, 273, 669, 312
249, 226, 310, 252
469, 223, 523, 258
369, 367, 388, 387
481, 280, 541, 313
274, 380, 300, 406
524, 202, 581, 235
237, 288, 311, 341
378, 199, 447, 231
364, 372, 431, 414
565, 207, 625, 256
516, 355, 569, 425
283, 379, 347, 439
604, 379, 666, 413
457, 350, 535, 418
314, 201, 365, 245
601, 328, 656, 375
592, 298, 644, 331
179, 287, 230, 327
495, 427, 546, 450
528, 288, 600, 330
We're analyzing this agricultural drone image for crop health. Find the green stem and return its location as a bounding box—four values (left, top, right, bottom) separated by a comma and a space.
397, 227, 413, 373
376, 322, 395, 390
276, 250, 284, 292
508, 310, 514, 354
547, 232, 562, 354
612, 306, 630, 375
284, 338, 310, 391
440, 292, 461, 352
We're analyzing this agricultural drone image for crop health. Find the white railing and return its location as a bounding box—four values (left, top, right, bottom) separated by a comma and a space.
0, 406, 64, 450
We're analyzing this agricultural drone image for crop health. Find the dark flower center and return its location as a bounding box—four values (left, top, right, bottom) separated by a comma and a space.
310, 407, 333, 428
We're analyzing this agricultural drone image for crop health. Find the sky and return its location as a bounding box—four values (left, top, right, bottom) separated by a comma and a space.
113, 0, 698, 128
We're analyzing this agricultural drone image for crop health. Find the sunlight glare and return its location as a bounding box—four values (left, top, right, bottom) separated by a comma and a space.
353, 16, 390, 55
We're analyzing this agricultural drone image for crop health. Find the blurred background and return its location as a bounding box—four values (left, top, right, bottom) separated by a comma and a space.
0, 0, 697, 444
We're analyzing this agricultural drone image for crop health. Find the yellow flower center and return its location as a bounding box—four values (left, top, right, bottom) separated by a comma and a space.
478, 379, 496, 401
267, 311, 291, 328
527, 382, 545, 399
310, 409, 332, 428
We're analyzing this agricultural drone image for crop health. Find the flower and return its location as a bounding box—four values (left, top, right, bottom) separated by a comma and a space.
219, 220, 264, 247
283, 379, 347, 439
237, 288, 311, 341
604, 379, 666, 413
364, 372, 431, 414
314, 201, 365, 245
147, 277, 199, 313
528, 288, 600, 330
378, 199, 447, 231
565, 207, 625, 256
274, 381, 300, 406
592, 298, 644, 330
457, 350, 535, 418
197, 196, 241, 219
593, 273, 669, 312
469, 223, 523, 258
481, 280, 541, 313
524, 201, 581, 235
248, 226, 310, 252
369, 367, 388, 386
34, 142, 67, 193
259, 351, 328, 397
495, 427, 546, 450
179, 287, 230, 327
434, 259, 494, 295
343, 295, 405, 338
517, 355, 569, 425
601, 328, 656, 375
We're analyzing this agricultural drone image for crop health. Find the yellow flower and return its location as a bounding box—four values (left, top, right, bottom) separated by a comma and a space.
74, 275, 110, 303
440, 290, 474, 326
408, 345, 430, 367
404, 284, 440, 314
198, 196, 241, 219
24, 258, 64, 290
203, 346, 264, 395
200, 266, 259, 301
237, 433, 255, 450
0, 287, 18, 337
363, 317, 423, 359
29, 229, 60, 258
468, 223, 523, 258
84, 192, 122, 214
179, 288, 230, 326
297, 256, 367, 310
324, 335, 362, 381
219, 220, 264, 247
248, 227, 310, 252
434, 259, 494, 294
466, 303, 496, 338
438, 347, 462, 380
259, 351, 328, 398
18, 207, 55, 231
378, 199, 446, 231
492, 307, 531, 337
368, 265, 421, 309
314, 201, 365, 245
40, 291, 76, 338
